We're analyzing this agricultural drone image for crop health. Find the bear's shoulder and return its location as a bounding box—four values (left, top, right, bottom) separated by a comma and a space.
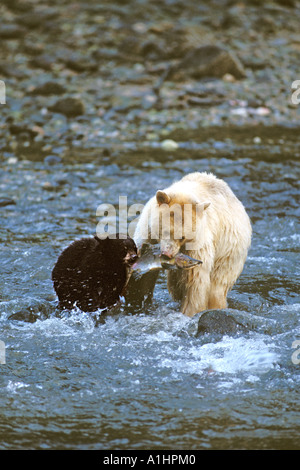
181, 172, 233, 197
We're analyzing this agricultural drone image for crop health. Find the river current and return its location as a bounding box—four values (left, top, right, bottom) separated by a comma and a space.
0, 134, 299, 449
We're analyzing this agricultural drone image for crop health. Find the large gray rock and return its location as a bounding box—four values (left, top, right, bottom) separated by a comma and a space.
168, 45, 246, 80
196, 310, 247, 337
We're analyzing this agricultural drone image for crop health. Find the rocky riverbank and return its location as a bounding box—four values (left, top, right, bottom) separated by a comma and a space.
1, 0, 300, 163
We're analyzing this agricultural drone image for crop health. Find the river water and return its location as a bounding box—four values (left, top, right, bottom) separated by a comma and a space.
0, 130, 299, 450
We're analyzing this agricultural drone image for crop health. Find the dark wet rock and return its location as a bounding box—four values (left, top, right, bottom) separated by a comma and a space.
8, 303, 52, 323
171, 45, 246, 80
9, 124, 39, 139
48, 97, 85, 118
8, 309, 41, 323
29, 81, 66, 96
0, 198, 16, 208
196, 311, 247, 337
0, 24, 26, 39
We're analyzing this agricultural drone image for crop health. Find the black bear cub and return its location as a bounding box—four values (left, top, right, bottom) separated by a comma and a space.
52, 234, 138, 312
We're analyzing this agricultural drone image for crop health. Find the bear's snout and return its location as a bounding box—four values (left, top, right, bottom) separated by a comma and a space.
160, 249, 173, 259
124, 251, 139, 265
160, 240, 180, 259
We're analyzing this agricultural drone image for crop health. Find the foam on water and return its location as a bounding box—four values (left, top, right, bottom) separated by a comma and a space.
6, 307, 279, 376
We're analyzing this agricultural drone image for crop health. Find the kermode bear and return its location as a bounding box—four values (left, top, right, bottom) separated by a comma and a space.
134, 172, 252, 317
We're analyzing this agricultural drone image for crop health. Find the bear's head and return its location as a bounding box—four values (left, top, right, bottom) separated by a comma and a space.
150, 190, 210, 258
95, 234, 138, 267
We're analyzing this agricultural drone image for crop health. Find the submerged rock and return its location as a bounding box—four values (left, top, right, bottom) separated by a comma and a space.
8, 303, 53, 323
196, 310, 247, 337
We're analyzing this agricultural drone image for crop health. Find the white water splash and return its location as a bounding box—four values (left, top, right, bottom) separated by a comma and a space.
160, 334, 278, 378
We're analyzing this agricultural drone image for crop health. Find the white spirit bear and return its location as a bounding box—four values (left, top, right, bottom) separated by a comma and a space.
134, 172, 252, 316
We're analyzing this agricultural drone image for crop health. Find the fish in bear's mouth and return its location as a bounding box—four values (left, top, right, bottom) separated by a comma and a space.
130, 245, 202, 273
160, 252, 202, 270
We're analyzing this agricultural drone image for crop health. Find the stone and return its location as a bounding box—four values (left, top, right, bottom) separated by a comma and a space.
196, 311, 247, 337
48, 97, 85, 118
29, 82, 66, 96
161, 139, 179, 150
169, 45, 246, 80
9, 124, 39, 139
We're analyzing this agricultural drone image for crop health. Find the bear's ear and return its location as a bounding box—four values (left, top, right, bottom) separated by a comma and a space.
156, 190, 171, 205
197, 201, 211, 213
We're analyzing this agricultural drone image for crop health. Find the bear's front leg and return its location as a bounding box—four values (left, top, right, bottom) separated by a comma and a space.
208, 282, 228, 310
169, 267, 211, 317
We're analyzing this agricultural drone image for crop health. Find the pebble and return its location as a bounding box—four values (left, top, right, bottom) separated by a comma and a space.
223, 73, 235, 82
7, 156, 18, 164
161, 139, 179, 151
254, 107, 270, 116
231, 107, 248, 117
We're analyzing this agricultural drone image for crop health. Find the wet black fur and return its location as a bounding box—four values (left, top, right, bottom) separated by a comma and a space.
52, 234, 137, 312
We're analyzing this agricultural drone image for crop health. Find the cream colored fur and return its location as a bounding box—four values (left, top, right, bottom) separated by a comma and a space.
134, 172, 252, 317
